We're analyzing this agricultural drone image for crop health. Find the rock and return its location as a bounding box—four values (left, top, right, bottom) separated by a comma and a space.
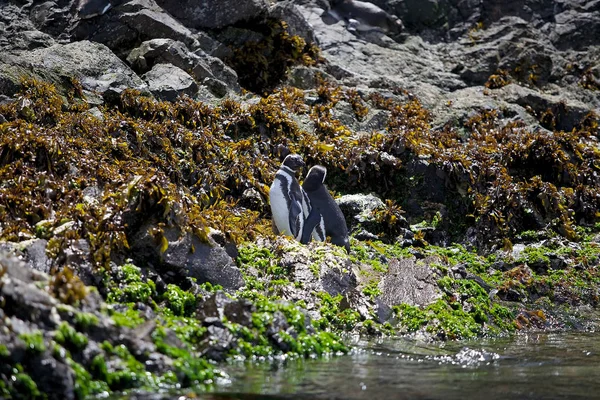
337, 193, 385, 229
27, 354, 75, 400
127, 39, 196, 73
0, 40, 148, 101
126, 39, 240, 92
286, 65, 320, 89
240, 187, 266, 212
496, 84, 592, 131
0, 253, 59, 327
321, 267, 357, 297
142, 63, 198, 102
377, 257, 443, 310
155, 0, 269, 29
129, 225, 244, 290
197, 291, 255, 327
269, 1, 317, 44
0, 239, 51, 274
280, 241, 358, 298
198, 325, 237, 361
72, 0, 201, 57
336, 192, 409, 237
550, 7, 600, 51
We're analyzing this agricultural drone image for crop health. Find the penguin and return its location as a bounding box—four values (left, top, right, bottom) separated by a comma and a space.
269, 154, 311, 241
300, 165, 351, 252
328, 0, 403, 35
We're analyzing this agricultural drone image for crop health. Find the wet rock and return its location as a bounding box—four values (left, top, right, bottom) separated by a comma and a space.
198, 325, 237, 361
142, 63, 198, 102
321, 267, 357, 297
267, 311, 294, 352
377, 257, 442, 311
129, 225, 244, 290
155, 0, 269, 29
197, 291, 255, 327
27, 354, 75, 400
451, 264, 494, 292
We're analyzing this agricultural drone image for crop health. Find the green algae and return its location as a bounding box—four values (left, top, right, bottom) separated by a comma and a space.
12, 368, 44, 400
163, 284, 197, 317
108, 307, 144, 328
315, 292, 360, 331
54, 322, 88, 351
18, 331, 46, 354
74, 312, 99, 330
0, 344, 9, 358
362, 281, 382, 300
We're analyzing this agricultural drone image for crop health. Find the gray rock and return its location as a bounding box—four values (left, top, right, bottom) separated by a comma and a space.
130, 225, 244, 290
497, 83, 592, 131
286, 65, 320, 89
142, 63, 198, 102
27, 354, 75, 400
155, 0, 269, 29
269, 1, 317, 44
72, 0, 201, 56
126, 38, 241, 94
196, 291, 255, 327
127, 39, 195, 73
337, 193, 387, 232
0, 253, 59, 327
0, 40, 148, 100
198, 325, 237, 361
0, 239, 51, 274
377, 257, 442, 310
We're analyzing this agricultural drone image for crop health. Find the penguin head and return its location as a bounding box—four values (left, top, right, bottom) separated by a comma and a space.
303, 165, 327, 191
282, 154, 306, 172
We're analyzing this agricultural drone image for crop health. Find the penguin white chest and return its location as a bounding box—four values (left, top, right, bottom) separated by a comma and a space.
270, 181, 294, 237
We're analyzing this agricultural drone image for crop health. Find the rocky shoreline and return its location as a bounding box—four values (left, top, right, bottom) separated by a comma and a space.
1, 0, 599, 398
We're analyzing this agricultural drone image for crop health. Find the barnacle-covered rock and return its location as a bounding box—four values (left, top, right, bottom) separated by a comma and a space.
378, 257, 443, 311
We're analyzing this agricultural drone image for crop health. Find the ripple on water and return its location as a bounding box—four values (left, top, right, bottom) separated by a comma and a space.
127, 332, 600, 400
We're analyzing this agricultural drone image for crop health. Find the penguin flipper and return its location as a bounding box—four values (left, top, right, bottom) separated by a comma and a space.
289, 199, 304, 238
300, 207, 322, 244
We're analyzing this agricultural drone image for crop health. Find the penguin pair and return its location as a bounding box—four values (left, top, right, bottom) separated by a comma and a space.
269, 154, 350, 252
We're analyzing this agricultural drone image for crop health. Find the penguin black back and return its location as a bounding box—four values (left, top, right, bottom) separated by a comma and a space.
301, 165, 350, 252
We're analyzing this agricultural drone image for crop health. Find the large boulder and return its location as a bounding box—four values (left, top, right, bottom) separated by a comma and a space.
127, 39, 240, 93
142, 63, 198, 101
72, 0, 201, 56
154, 0, 269, 29
0, 40, 148, 101
129, 225, 245, 290
377, 257, 442, 309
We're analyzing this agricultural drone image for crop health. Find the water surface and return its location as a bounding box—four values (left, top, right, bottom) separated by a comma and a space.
202, 332, 600, 400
